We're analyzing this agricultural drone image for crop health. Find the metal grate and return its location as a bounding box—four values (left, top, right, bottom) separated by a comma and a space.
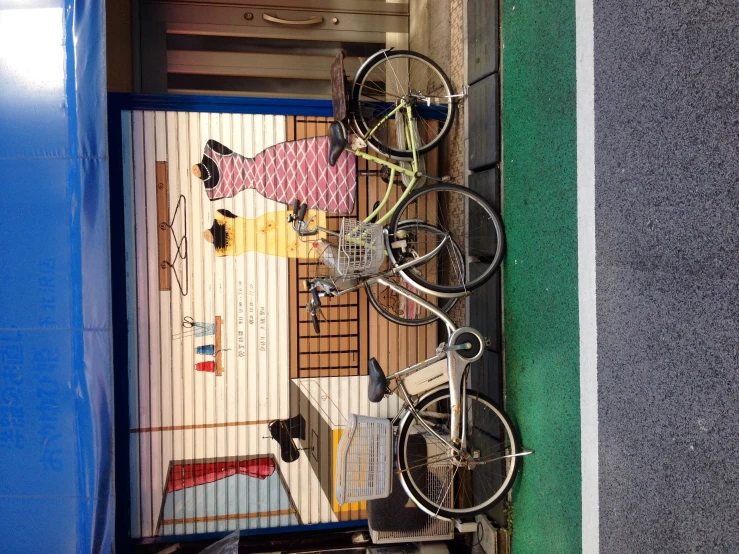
288, 117, 366, 379
370, 464, 455, 544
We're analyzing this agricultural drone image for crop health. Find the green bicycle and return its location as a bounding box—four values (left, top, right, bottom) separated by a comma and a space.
290, 49, 505, 329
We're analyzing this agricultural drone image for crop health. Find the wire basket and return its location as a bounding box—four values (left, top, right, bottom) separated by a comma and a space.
335, 414, 393, 505
336, 218, 385, 277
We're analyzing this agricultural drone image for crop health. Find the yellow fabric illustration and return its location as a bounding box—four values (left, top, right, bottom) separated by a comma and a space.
204, 208, 326, 258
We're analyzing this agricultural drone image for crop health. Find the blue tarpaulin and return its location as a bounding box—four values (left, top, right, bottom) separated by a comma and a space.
0, 0, 113, 552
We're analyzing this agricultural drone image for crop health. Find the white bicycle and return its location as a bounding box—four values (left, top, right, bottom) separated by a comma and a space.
332, 249, 531, 520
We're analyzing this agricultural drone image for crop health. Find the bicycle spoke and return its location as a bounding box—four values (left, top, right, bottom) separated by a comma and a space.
383, 50, 406, 97
358, 100, 394, 117
360, 82, 402, 100
416, 115, 438, 140
397, 454, 459, 474
468, 423, 506, 445
434, 458, 461, 517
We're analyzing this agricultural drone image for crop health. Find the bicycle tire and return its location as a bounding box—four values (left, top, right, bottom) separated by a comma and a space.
396, 388, 520, 519
388, 183, 505, 294
351, 50, 456, 160
365, 221, 460, 326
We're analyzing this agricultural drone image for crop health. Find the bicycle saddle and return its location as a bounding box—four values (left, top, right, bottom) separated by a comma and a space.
328, 120, 348, 167
368, 357, 388, 403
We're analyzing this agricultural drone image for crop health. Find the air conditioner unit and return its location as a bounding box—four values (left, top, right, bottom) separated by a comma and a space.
369, 465, 454, 544
370, 516, 454, 544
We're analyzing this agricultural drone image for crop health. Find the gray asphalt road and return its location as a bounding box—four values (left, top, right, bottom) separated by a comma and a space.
594, 0, 739, 551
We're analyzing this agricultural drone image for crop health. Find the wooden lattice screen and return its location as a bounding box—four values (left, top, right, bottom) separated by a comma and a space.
288, 117, 368, 378
288, 116, 438, 380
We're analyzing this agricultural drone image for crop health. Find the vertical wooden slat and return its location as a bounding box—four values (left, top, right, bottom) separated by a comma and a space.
287, 118, 299, 379
357, 172, 370, 379
142, 110, 160, 538
214, 315, 224, 376
128, 109, 145, 539
156, 161, 171, 291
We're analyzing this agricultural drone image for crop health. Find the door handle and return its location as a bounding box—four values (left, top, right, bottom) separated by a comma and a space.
263, 13, 324, 26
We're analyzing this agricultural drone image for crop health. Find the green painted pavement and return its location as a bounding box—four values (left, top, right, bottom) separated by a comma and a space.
500, 1, 581, 552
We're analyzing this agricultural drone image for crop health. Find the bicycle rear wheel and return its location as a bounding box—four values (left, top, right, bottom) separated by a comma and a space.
351, 50, 456, 160
388, 183, 505, 294
396, 388, 520, 519
366, 222, 459, 326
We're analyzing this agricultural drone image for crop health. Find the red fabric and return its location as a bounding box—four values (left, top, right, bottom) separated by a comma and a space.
195, 361, 215, 373
167, 457, 276, 493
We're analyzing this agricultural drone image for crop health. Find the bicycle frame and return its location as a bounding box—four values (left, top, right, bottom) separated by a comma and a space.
332, 274, 527, 521
291, 100, 472, 298
340, 47, 464, 226
362, 275, 496, 522
371, 275, 485, 452
351, 103, 422, 227
304, 235, 482, 453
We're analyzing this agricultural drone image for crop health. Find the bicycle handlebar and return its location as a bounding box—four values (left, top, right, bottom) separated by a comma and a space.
311, 287, 322, 308
297, 203, 308, 222
289, 200, 324, 237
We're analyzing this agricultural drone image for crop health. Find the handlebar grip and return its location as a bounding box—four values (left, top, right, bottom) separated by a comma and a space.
311, 287, 322, 308
292, 199, 301, 217
311, 312, 320, 334
297, 203, 308, 222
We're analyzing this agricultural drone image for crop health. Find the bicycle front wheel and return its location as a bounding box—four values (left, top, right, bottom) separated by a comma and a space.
366, 221, 460, 326
396, 388, 520, 519
351, 50, 456, 160
388, 183, 505, 294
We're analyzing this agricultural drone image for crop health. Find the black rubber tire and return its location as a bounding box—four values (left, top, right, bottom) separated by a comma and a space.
396, 388, 521, 519
350, 50, 456, 160
388, 183, 505, 294
366, 222, 460, 326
